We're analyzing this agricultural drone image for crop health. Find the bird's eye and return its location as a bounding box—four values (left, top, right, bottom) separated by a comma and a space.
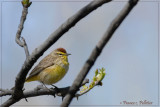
59, 53, 63, 56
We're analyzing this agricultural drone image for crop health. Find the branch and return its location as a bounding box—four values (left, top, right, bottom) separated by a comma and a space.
61, 0, 139, 106
0, 79, 89, 105
0, 88, 13, 97
22, 79, 89, 99
1, 0, 112, 106
75, 81, 101, 98
15, 6, 30, 58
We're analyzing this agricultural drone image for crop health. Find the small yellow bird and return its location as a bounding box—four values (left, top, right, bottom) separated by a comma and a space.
25, 48, 70, 85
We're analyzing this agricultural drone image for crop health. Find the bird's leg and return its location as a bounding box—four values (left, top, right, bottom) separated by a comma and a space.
41, 82, 51, 91
43, 83, 48, 89
51, 84, 59, 92
41, 82, 58, 95
51, 84, 58, 89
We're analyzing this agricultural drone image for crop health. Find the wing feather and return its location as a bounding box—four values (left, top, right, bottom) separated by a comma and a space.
27, 54, 56, 78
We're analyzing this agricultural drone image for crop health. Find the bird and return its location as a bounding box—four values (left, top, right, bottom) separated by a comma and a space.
25, 48, 71, 86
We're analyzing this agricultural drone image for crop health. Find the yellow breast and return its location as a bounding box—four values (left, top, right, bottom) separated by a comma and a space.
38, 63, 69, 85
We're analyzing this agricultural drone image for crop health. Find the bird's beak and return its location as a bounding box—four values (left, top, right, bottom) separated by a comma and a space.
66, 53, 71, 56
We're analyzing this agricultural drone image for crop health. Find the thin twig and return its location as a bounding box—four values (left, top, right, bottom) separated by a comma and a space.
15, 7, 30, 58
21, 37, 29, 58
81, 79, 89, 86
61, 0, 139, 106
75, 81, 101, 98
0, 89, 13, 97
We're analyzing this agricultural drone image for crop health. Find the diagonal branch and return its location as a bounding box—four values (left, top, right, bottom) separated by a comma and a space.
61, 0, 139, 106
1, 0, 112, 106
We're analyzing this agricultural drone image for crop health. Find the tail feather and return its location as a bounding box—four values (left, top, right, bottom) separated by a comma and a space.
25, 76, 39, 82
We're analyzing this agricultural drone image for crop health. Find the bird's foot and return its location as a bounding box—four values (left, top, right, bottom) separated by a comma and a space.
51, 85, 59, 92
